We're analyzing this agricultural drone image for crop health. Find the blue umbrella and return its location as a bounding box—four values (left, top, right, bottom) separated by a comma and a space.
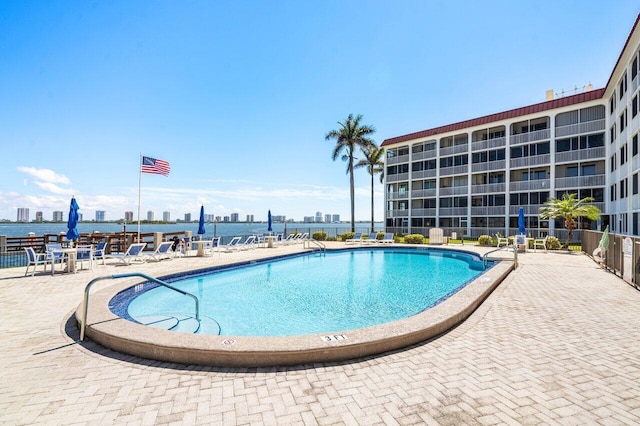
267, 210, 273, 232
66, 197, 80, 242
197, 205, 206, 236
518, 207, 526, 236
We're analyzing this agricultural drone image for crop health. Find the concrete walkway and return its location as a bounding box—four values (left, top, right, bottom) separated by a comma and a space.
1, 244, 639, 425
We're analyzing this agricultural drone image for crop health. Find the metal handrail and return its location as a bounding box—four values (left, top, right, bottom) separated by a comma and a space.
304, 239, 326, 251
483, 245, 518, 270
80, 272, 200, 341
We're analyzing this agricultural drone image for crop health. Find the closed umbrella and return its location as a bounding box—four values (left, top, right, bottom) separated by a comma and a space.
267, 210, 272, 233
66, 196, 80, 243
599, 225, 610, 252
197, 206, 206, 236
517, 207, 526, 245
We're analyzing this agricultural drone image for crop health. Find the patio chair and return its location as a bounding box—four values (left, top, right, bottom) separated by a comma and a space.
363, 233, 379, 244
496, 234, 510, 248
105, 242, 147, 265
45, 243, 67, 273
345, 233, 364, 245
145, 241, 174, 262
236, 235, 257, 250
75, 245, 94, 271
378, 233, 395, 244
219, 236, 242, 252
24, 247, 51, 276
92, 241, 108, 265
205, 236, 221, 255
533, 236, 548, 253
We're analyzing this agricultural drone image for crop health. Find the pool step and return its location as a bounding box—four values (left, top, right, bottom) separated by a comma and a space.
135, 314, 200, 334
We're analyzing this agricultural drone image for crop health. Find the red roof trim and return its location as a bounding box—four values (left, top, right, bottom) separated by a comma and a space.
381, 88, 605, 147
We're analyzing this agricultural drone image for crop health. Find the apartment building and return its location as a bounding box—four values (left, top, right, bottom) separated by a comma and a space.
382, 13, 640, 240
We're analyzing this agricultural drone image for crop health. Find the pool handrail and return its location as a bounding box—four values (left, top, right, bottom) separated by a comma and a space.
80, 272, 200, 341
482, 245, 518, 270
304, 239, 326, 251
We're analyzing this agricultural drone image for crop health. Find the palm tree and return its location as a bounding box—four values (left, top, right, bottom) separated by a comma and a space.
539, 192, 601, 249
355, 145, 384, 234
325, 114, 376, 232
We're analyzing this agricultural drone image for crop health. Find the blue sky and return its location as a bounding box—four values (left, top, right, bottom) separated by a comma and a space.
1, 1, 638, 223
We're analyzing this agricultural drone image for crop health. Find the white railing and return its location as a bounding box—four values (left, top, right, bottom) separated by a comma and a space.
471, 160, 506, 172
386, 172, 409, 183
470, 206, 506, 216
554, 147, 606, 163
411, 208, 436, 217
387, 192, 409, 200
510, 128, 550, 144
439, 207, 468, 216
508, 179, 550, 192
439, 186, 469, 196
440, 143, 468, 156
471, 137, 506, 151
386, 153, 410, 165
410, 169, 437, 179
471, 183, 506, 194
555, 174, 606, 188
555, 119, 605, 137
411, 150, 437, 161
410, 189, 437, 198
439, 165, 468, 176
510, 154, 551, 168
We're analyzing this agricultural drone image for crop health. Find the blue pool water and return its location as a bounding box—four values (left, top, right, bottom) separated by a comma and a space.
117, 248, 487, 337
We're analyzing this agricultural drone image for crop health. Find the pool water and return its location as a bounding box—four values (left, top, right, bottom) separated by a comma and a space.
122, 248, 486, 337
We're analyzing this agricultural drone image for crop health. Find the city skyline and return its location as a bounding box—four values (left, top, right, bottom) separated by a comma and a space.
1, 2, 638, 223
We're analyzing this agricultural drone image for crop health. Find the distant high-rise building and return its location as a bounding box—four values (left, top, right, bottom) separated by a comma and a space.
96, 210, 106, 222
53, 211, 64, 222
124, 211, 133, 222
315, 211, 323, 223
230, 213, 239, 222
78, 213, 83, 222
184, 213, 192, 222
332, 214, 340, 222
223, 216, 230, 222
147, 210, 154, 221
17, 208, 29, 223
303, 216, 314, 223
163, 211, 171, 222
215, 216, 222, 222
35, 211, 43, 222
324, 214, 332, 223
273, 215, 286, 222
246, 214, 254, 222
205, 214, 215, 222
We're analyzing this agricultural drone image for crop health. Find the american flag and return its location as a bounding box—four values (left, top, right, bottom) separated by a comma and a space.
140, 156, 171, 176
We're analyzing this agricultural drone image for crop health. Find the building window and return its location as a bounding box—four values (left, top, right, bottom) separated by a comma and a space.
621, 144, 627, 166
581, 164, 596, 176
610, 94, 616, 113
633, 173, 638, 195
633, 134, 638, 157
633, 95, 638, 118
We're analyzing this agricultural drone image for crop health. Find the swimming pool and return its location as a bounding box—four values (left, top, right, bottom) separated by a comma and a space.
78, 245, 514, 367
119, 248, 485, 336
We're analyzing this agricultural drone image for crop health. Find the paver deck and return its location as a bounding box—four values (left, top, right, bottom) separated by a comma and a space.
1, 243, 639, 425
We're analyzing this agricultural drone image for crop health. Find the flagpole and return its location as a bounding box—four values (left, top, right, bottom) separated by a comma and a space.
137, 153, 142, 242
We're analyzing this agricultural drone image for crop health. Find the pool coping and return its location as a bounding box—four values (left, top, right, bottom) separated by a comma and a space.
75, 247, 514, 367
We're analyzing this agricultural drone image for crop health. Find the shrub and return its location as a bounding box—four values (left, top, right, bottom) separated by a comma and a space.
326, 236, 338, 241
546, 236, 561, 250
478, 235, 493, 246
312, 231, 328, 241
404, 234, 425, 244
376, 232, 385, 240
340, 232, 355, 241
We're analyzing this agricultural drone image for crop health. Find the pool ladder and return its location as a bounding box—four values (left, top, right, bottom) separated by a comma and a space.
304, 239, 326, 252
79, 272, 200, 341
482, 245, 518, 270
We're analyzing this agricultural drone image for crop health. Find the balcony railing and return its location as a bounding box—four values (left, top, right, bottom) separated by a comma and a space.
508, 205, 544, 215
410, 169, 437, 179
411, 208, 436, 217
387, 209, 409, 217
439, 186, 469, 196
471, 183, 506, 194
509, 154, 551, 168
386, 153, 410, 165
555, 174, 606, 189
509, 179, 550, 192
554, 119, 605, 137
410, 188, 437, 198
386, 191, 409, 200
439, 165, 468, 176
411, 150, 437, 161
471, 136, 506, 151
554, 147, 606, 163
470, 206, 506, 216
471, 160, 506, 172
386, 172, 409, 183
510, 128, 550, 144
439, 143, 468, 156
439, 207, 468, 216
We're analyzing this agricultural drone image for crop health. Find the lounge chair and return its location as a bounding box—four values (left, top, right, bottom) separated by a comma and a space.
92, 241, 108, 265
105, 242, 147, 265
236, 235, 257, 250
202, 237, 221, 255
378, 233, 395, 244
363, 233, 379, 244
145, 241, 174, 262
24, 247, 51, 276
219, 236, 242, 252
345, 233, 364, 244
533, 236, 548, 253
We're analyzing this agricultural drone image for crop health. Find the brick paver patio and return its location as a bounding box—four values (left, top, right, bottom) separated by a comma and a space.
1, 244, 639, 425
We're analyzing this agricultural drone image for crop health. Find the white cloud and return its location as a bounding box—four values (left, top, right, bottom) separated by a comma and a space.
17, 167, 71, 185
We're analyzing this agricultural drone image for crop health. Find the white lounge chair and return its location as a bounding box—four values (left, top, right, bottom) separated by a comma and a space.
24, 247, 51, 276
219, 236, 242, 252
105, 242, 147, 265
363, 233, 379, 244
145, 241, 174, 262
204, 237, 221, 255
236, 235, 257, 250
345, 233, 364, 244
496, 234, 510, 247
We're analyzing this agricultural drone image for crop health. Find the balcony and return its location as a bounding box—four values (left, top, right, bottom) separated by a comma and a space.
470, 206, 506, 216
386, 172, 409, 183
509, 179, 550, 192
439, 165, 468, 176
386, 191, 409, 200
510, 154, 551, 168
410, 188, 437, 198
510, 128, 550, 144
471, 160, 506, 172
471, 136, 506, 152
555, 119, 605, 137
412, 150, 437, 161
386, 153, 410, 165
554, 147, 606, 163
387, 209, 409, 217
555, 174, 606, 189
471, 183, 506, 194
439, 186, 469, 196
439, 143, 468, 156
411, 169, 437, 179
508, 205, 544, 215
439, 207, 468, 216
411, 208, 436, 217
